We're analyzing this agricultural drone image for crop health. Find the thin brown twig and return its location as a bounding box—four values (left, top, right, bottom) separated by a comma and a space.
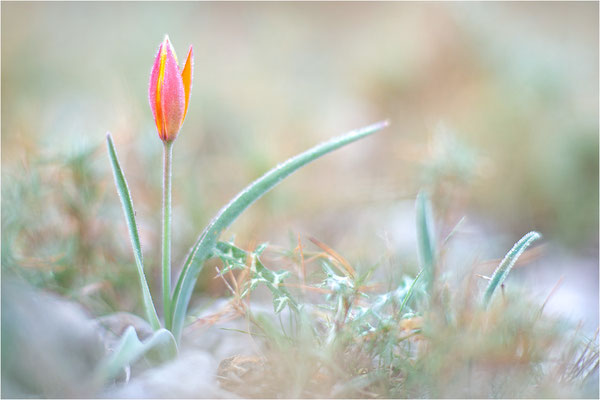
303, 252, 327, 263
281, 282, 332, 294
298, 233, 307, 288
309, 237, 356, 278
228, 268, 239, 295
216, 266, 237, 296
539, 276, 564, 316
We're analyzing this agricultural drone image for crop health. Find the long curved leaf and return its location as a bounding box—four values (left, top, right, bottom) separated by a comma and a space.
170, 120, 389, 340
482, 231, 542, 307
106, 133, 161, 330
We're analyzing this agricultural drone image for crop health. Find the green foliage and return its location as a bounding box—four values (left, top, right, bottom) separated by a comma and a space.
482, 231, 542, 308
415, 190, 436, 295
95, 326, 177, 383
213, 205, 596, 398
106, 133, 161, 331
214, 234, 431, 397
3, 135, 596, 398
169, 120, 389, 340
99, 121, 388, 376
215, 240, 298, 314
3, 7, 598, 397
1, 144, 145, 316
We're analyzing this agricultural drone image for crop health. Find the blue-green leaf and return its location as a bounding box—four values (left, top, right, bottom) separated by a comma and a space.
95, 326, 177, 383
482, 231, 542, 307
170, 121, 389, 340
106, 133, 161, 331
398, 269, 423, 315
415, 190, 436, 295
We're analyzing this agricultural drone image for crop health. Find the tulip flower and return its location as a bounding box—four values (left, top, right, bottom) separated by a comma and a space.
148, 35, 193, 328
149, 35, 193, 143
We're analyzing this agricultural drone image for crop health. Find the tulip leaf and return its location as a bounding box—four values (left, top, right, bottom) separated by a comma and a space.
482, 231, 542, 307
169, 120, 389, 340
415, 190, 436, 295
106, 133, 161, 331
95, 326, 177, 383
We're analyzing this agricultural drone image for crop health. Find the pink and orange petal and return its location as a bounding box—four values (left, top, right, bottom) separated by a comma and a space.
149, 36, 194, 142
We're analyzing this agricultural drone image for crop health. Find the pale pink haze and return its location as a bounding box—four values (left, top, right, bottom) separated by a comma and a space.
149, 35, 193, 142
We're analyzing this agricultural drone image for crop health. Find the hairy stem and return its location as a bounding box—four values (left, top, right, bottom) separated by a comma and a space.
162, 140, 173, 328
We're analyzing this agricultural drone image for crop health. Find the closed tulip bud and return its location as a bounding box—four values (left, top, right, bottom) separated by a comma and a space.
149, 35, 193, 142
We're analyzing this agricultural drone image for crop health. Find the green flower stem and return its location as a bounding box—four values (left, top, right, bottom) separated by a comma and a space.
162, 140, 173, 328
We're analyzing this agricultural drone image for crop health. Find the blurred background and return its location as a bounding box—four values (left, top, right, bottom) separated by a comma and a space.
2, 2, 598, 332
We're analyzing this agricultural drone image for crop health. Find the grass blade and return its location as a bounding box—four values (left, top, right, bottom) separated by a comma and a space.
415, 190, 436, 295
106, 133, 161, 330
482, 231, 542, 307
170, 120, 389, 340
398, 269, 423, 315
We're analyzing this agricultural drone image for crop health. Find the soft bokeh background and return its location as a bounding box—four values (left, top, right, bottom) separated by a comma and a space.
2, 2, 598, 331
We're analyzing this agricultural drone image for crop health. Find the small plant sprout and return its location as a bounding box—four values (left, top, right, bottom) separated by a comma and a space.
482, 231, 542, 308
102, 34, 389, 379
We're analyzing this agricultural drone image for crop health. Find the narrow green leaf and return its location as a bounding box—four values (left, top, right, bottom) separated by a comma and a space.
482, 231, 542, 307
415, 190, 436, 295
95, 326, 177, 383
442, 216, 466, 247
170, 120, 389, 341
398, 269, 423, 315
106, 133, 161, 331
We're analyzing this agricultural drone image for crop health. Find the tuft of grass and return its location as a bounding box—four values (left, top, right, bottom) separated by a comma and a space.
207, 198, 597, 398
1, 145, 147, 316
4, 143, 597, 398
